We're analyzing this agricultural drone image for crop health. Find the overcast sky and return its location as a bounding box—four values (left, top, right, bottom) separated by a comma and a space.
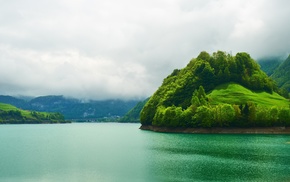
0, 0, 289, 100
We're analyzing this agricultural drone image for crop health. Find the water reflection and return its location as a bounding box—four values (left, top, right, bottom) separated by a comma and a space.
145, 132, 290, 182
0, 124, 289, 182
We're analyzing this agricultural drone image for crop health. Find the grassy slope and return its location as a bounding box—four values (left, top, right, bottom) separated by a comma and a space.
0, 103, 31, 118
0, 103, 54, 120
208, 83, 289, 107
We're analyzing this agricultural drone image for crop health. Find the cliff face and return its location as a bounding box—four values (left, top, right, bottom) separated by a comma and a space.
140, 51, 290, 128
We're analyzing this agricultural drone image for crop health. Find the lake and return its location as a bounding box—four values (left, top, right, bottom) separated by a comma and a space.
0, 123, 290, 182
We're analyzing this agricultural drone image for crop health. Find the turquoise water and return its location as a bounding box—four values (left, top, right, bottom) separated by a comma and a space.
0, 123, 290, 182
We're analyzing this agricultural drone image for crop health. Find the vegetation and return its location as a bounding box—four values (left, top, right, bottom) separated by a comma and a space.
208, 83, 289, 107
270, 55, 290, 94
120, 98, 149, 122
140, 51, 290, 128
0, 95, 139, 120
258, 57, 282, 76
0, 103, 67, 124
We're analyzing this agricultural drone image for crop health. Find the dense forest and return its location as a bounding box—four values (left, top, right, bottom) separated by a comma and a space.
140, 51, 290, 128
0, 103, 67, 124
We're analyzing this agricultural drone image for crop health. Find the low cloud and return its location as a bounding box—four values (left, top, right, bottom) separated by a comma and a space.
0, 0, 289, 99
0, 46, 151, 99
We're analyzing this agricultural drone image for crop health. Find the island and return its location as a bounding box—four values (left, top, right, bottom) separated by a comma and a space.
140, 51, 290, 133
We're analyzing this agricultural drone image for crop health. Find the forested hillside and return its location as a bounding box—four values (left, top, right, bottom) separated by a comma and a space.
140, 51, 290, 128
0, 103, 67, 124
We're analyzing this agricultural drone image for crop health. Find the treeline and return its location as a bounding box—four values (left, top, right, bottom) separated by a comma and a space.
151, 86, 290, 128
0, 110, 67, 124
140, 51, 289, 127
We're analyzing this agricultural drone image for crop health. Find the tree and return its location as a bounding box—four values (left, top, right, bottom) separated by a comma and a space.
220, 104, 235, 126
181, 106, 195, 127
269, 106, 279, 125
232, 104, 242, 125
161, 106, 183, 127
256, 107, 269, 126
193, 106, 214, 127
152, 106, 166, 126
248, 102, 257, 125
199, 63, 215, 91
197, 86, 206, 99
278, 108, 290, 126
224, 67, 231, 82
197, 51, 211, 62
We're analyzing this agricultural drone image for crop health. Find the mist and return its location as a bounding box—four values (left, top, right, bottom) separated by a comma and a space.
0, 0, 289, 99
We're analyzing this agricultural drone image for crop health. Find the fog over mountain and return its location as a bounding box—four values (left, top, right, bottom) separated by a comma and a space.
0, 0, 289, 99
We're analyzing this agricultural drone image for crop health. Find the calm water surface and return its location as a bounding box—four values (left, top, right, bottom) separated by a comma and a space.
0, 123, 290, 182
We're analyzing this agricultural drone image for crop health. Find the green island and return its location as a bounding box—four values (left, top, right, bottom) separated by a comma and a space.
0, 103, 68, 124
140, 51, 290, 133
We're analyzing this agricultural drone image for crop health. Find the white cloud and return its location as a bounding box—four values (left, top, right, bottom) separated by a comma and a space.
0, 46, 151, 99
0, 0, 289, 99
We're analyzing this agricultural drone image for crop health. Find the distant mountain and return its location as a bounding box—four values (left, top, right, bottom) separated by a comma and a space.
0, 95, 30, 109
0, 95, 140, 120
258, 57, 282, 76
270, 55, 290, 92
120, 98, 149, 123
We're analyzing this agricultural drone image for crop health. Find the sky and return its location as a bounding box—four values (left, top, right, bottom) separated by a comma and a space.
0, 0, 290, 100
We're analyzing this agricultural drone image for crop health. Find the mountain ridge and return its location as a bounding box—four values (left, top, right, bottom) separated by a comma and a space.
0, 95, 140, 120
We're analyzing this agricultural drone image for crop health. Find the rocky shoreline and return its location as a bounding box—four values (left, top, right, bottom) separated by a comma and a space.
139, 125, 290, 134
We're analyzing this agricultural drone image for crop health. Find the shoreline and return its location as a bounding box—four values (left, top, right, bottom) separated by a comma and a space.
139, 125, 290, 134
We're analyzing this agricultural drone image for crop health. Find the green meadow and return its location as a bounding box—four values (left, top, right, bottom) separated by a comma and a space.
208, 83, 289, 107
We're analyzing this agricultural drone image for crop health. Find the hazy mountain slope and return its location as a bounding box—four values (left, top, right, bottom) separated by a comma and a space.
258, 57, 282, 76
0, 95, 29, 109
0, 95, 140, 120
120, 98, 149, 122
270, 55, 290, 92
